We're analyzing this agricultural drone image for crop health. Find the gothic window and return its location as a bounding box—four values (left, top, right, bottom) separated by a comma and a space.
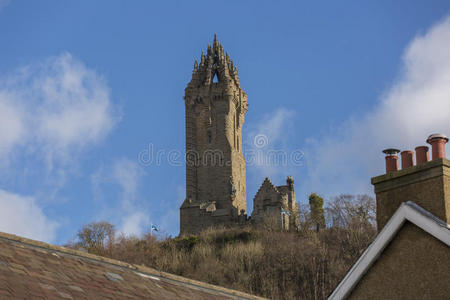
263, 199, 271, 213
213, 72, 219, 83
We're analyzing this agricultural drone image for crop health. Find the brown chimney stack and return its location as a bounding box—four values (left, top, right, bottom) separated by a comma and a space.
383, 148, 400, 173
415, 146, 429, 165
426, 133, 448, 160
373, 137, 450, 231
401, 150, 414, 169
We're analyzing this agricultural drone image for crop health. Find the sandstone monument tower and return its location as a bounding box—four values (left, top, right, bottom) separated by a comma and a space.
180, 35, 299, 235
180, 35, 248, 235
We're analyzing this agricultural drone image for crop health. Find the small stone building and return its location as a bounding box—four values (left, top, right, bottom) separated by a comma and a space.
329, 134, 450, 300
251, 176, 299, 231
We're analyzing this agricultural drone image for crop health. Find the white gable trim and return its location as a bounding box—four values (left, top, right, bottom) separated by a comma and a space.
328, 201, 450, 300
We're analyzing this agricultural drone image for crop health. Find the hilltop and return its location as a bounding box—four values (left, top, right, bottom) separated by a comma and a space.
67, 194, 376, 300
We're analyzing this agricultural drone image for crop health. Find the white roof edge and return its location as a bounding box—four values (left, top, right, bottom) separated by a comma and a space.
328, 201, 450, 300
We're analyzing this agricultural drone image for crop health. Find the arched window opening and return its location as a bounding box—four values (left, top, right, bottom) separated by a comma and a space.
208, 131, 212, 144
213, 72, 219, 83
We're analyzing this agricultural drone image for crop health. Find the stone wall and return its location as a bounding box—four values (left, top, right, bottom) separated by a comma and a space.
180, 36, 299, 236
180, 36, 248, 235
251, 177, 298, 231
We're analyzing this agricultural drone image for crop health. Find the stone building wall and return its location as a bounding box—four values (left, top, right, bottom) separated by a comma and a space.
180, 36, 299, 236
180, 35, 248, 235
251, 177, 299, 231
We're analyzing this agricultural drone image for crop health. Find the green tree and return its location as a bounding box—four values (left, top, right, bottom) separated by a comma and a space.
309, 193, 325, 232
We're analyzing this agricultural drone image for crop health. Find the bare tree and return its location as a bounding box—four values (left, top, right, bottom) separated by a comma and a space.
66, 194, 377, 300
75, 221, 115, 256
326, 194, 376, 228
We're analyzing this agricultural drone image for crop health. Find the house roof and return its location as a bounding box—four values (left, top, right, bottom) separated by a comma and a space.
328, 201, 450, 300
0, 231, 265, 299
254, 177, 280, 199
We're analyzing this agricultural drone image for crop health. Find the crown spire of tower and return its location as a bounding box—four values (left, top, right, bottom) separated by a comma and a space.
213, 33, 221, 55
200, 51, 205, 66
188, 35, 241, 88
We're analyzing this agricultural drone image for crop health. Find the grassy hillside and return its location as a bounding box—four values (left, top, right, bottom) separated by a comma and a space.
67, 195, 376, 299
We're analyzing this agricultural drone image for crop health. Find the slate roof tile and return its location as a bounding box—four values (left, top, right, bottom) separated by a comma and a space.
0, 231, 265, 299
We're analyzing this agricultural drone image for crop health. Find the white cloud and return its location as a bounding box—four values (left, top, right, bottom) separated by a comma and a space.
113, 158, 149, 236
36, 54, 114, 150
302, 16, 450, 197
0, 92, 25, 156
92, 157, 149, 236
245, 108, 295, 178
0, 53, 118, 241
0, 53, 117, 169
249, 108, 295, 145
112, 158, 144, 206
0, 189, 58, 242
121, 211, 149, 237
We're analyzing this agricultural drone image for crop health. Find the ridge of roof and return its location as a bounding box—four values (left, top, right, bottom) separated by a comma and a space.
404, 201, 449, 229
254, 177, 280, 200
328, 201, 450, 300
0, 231, 265, 300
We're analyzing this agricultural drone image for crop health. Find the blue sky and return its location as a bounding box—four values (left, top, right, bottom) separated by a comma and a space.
1, 1, 450, 244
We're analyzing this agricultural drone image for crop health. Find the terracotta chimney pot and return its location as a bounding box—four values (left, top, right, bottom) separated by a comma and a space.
401, 150, 414, 169
383, 148, 400, 174
426, 133, 448, 160
415, 146, 429, 165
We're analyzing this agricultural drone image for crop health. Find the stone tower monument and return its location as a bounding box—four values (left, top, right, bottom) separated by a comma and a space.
180, 35, 248, 235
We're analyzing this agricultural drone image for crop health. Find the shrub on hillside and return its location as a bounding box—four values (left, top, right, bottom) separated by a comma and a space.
67, 195, 376, 300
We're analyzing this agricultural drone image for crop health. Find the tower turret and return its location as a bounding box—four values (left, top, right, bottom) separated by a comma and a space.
180, 35, 248, 235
